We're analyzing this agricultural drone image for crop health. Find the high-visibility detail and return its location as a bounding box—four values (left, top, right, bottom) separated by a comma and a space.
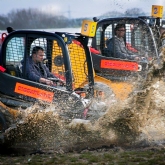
14, 82, 54, 102
100, 59, 139, 71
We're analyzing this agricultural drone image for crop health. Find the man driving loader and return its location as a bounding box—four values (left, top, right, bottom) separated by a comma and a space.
106, 24, 139, 60
23, 46, 64, 86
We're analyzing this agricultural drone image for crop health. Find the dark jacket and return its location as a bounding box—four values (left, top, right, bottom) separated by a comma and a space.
23, 56, 57, 82
106, 36, 137, 60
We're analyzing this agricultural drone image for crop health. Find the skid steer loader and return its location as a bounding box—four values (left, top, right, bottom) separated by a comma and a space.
0, 28, 100, 133
89, 5, 165, 100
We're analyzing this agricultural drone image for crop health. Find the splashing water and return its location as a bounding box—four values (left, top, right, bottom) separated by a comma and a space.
2, 80, 165, 152
2, 49, 165, 153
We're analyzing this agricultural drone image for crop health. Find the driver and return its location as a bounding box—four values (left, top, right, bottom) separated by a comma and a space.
23, 46, 63, 85
106, 24, 139, 60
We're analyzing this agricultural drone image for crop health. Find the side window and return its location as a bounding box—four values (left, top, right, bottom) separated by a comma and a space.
105, 24, 113, 43
6, 37, 24, 76
125, 24, 131, 43
6, 37, 24, 64
95, 26, 102, 51
133, 25, 156, 61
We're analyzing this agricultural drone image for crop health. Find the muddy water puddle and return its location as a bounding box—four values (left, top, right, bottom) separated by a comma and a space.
2, 47, 165, 155
1, 77, 165, 155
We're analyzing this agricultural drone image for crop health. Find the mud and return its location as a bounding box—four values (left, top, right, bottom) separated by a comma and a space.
1, 47, 165, 155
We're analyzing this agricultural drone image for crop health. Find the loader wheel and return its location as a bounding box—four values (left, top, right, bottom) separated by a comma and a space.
93, 82, 116, 103
0, 112, 7, 133
87, 82, 116, 120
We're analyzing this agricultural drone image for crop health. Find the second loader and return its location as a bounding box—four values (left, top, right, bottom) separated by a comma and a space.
88, 5, 165, 101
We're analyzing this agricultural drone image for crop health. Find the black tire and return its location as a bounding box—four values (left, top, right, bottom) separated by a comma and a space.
0, 112, 7, 133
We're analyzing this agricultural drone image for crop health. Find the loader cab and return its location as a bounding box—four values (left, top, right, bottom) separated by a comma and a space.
91, 17, 159, 81
0, 32, 71, 83
0, 30, 94, 105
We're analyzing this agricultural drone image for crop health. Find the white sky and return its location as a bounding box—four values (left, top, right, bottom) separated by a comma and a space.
0, 0, 165, 18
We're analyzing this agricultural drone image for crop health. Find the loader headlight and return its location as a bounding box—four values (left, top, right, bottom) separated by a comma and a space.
54, 55, 64, 66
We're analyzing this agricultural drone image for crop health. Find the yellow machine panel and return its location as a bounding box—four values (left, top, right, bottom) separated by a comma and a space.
81, 20, 97, 37
51, 41, 65, 79
94, 75, 133, 101
52, 40, 89, 89
151, 5, 163, 18
68, 42, 89, 88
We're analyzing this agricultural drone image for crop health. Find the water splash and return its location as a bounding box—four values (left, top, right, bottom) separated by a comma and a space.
2, 48, 165, 153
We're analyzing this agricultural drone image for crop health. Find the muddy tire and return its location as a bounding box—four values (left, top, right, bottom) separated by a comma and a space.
87, 82, 116, 120
0, 112, 7, 133
94, 82, 116, 102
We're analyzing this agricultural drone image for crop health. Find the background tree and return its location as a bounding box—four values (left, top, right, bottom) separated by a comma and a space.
100, 11, 123, 18
0, 7, 163, 30
125, 8, 145, 16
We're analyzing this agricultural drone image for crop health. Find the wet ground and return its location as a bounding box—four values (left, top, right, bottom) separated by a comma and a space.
1, 76, 165, 164
1, 47, 165, 164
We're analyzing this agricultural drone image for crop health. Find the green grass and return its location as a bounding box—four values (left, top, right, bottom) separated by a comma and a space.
0, 148, 165, 165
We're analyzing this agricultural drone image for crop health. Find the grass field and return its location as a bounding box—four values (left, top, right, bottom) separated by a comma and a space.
0, 147, 165, 165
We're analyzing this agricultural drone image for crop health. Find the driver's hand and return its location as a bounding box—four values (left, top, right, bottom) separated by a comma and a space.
134, 56, 140, 61
45, 79, 54, 85
58, 79, 66, 86
39, 78, 54, 85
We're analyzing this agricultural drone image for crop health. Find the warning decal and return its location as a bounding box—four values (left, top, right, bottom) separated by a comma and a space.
14, 82, 54, 102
